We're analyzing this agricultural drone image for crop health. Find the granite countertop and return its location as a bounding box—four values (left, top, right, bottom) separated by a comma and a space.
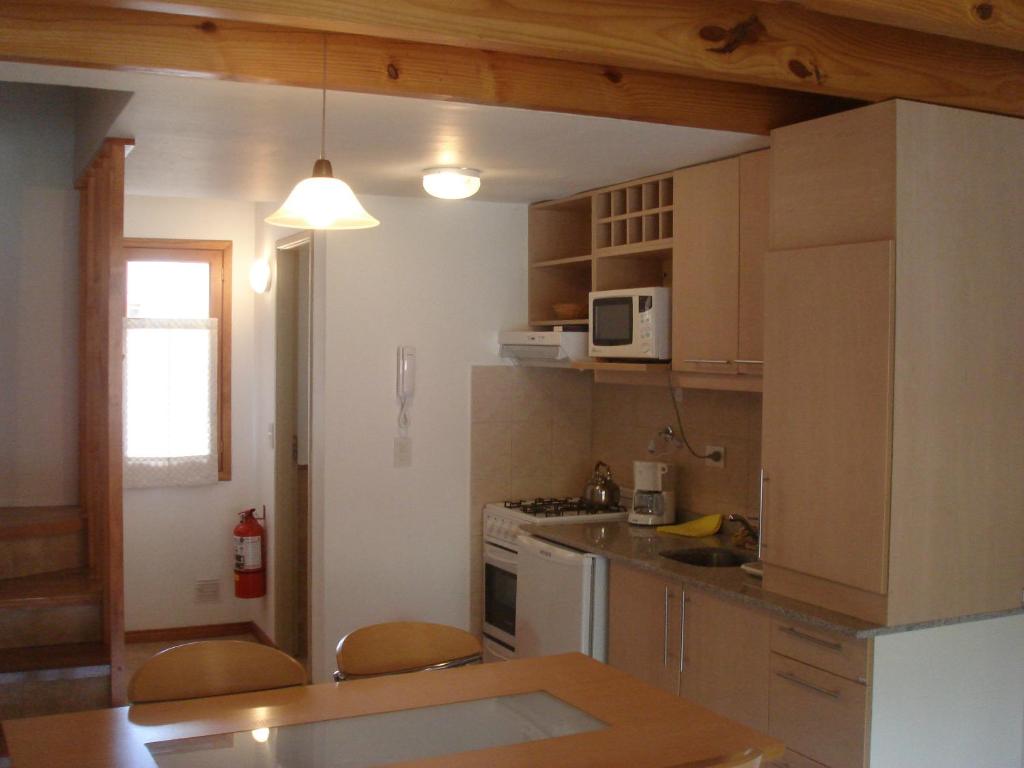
522, 521, 1015, 639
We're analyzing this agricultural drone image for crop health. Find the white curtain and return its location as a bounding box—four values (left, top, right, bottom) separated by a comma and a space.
123, 317, 219, 488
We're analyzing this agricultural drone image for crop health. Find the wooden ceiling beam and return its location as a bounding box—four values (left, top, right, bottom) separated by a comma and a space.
51, 0, 1024, 117
0, 4, 854, 135
759, 0, 1024, 53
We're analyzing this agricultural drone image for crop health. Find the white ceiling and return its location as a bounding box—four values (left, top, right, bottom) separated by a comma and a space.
0, 62, 768, 204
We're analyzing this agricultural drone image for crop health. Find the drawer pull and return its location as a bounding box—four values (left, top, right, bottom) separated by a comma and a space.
780, 625, 843, 651
776, 670, 840, 699
683, 358, 730, 365
734, 359, 764, 365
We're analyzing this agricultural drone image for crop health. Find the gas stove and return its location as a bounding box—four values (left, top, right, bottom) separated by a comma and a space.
484, 496, 629, 547
502, 497, 626, 518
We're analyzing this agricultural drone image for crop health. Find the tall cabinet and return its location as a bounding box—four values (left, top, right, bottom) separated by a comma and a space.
762, 100, 1024, 626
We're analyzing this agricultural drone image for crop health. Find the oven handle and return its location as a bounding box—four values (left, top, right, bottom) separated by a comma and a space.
484, 542, 518, 572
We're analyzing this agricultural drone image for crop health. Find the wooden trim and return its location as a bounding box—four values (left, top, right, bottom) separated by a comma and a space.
125, 621, 257, 644
571, 361, 671, 372
73, 138, 133, 190
0, 4, 852, 135
44, 0, 1024, 118
122, 238, 232, 252
593, 369, 673, 387
248, 621, 277, 649
759, 0, 1024, 52
123, 238, 233, 481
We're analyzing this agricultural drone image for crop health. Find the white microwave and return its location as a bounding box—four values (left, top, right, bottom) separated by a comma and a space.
589, 287, 671, 360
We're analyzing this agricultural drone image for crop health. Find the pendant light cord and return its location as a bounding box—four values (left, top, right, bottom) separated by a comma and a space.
320, 34, 327, 160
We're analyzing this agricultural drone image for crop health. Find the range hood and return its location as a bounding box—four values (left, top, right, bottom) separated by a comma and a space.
498, 329, 588, 366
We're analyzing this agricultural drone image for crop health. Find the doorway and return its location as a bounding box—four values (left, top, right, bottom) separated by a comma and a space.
273, 233, 313, 663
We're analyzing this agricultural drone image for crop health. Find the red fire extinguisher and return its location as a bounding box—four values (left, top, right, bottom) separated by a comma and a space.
234, 508, 266, 599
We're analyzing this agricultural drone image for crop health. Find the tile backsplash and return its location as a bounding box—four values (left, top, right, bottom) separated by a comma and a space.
468, 366, 762, 633
591, 384, 762, 521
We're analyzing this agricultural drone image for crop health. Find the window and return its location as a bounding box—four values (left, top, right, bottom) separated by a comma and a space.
123, 240, 232, 487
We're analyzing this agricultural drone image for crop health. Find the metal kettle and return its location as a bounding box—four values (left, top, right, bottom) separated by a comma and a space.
582, 461, 621, 509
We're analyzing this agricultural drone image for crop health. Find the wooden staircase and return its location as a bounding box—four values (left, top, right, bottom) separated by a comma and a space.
0, 507, 111, 727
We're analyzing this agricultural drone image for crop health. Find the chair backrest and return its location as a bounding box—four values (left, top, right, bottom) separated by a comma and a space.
127, 640, 307, 703
335, 621, 482, 680
668, 749, 762, 768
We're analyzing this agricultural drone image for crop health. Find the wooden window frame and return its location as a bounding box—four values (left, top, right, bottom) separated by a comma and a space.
123, 238, 232, 481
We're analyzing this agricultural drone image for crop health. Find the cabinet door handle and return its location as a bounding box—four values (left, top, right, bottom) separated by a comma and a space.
679, 592, 686, 673
758, 470, 768, 553
663, 586, 670, 667
776, 671, 841, 699
683, 358, 731, 365
734, 359, 763, 365
779, 625, 844, 651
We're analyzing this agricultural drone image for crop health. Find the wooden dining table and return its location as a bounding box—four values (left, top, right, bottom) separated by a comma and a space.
2, 653, 783, 767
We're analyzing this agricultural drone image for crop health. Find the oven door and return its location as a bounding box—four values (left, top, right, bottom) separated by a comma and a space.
483, 541, 517, 650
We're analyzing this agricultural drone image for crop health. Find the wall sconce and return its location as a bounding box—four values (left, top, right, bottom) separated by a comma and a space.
249, 257, 273, 294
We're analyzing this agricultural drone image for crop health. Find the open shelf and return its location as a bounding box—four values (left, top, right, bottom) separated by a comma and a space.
529, 318, 589, 327
594, 239, 673, 259
531, 255, 593, 268
571, 360, 671, 372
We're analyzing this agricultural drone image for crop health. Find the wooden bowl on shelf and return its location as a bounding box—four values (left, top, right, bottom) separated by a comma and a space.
552, 302, 584, 320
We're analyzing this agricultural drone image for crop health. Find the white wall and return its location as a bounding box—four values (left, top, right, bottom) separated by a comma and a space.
313, 194, 526, 678
870, 614, 1024, 768
122, 195, 266, 630
0, 84, 80, 506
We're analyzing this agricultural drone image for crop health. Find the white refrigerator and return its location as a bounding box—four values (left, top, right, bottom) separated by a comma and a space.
514, 534, 608, 662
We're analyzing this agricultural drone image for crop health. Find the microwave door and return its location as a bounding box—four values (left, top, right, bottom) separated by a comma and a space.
592, 297, 633, 346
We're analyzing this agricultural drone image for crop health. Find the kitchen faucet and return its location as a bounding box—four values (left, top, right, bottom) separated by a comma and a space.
728, 513, 759, 543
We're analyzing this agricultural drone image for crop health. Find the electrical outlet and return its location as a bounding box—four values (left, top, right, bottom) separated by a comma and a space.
394, 436, 412, 468
705, 446, 725, 468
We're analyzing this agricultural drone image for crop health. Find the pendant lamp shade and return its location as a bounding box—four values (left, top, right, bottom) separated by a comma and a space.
265, 36, 380, 231
265, 160, 379, 230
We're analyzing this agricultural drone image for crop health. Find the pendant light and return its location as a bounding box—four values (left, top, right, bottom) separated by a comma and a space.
265, 36, 379, 230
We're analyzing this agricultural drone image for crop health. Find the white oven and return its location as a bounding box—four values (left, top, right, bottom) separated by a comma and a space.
589, 287, 671, 360
482, 540, 517, 653
482, 500, 627, 661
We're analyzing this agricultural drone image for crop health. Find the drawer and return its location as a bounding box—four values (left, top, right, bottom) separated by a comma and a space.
770, 619, 868, 683
769, 655, 867, 768
767, 750, 828, 768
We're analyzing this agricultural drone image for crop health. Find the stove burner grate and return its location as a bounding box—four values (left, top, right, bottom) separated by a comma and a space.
502, 497, 623, 517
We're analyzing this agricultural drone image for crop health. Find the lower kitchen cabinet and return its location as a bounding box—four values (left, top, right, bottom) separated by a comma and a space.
608, 561, 873, 768
768, 619, 870, 768
607, 562, 682, 694
679, 590, 771, 732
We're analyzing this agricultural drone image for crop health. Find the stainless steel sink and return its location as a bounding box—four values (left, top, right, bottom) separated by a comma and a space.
660, 547, 756, 568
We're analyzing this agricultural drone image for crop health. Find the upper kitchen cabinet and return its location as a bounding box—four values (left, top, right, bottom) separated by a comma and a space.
673, 157, 740, 376
762, 100, 1024, 627
672, 150, 769, 389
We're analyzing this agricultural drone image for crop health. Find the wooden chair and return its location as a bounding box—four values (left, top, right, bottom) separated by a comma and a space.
669, 749, 762, 768
127, 640, 307, 703
334, 621, 483, 681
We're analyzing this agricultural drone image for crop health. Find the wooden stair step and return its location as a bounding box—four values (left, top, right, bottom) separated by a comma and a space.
0, 642, 108, 675
0, 506, 85, 541
0, 569, 101, 609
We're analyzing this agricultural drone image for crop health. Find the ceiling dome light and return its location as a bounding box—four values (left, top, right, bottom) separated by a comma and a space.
265, 36, 379, 231
422, 167, 481, 200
